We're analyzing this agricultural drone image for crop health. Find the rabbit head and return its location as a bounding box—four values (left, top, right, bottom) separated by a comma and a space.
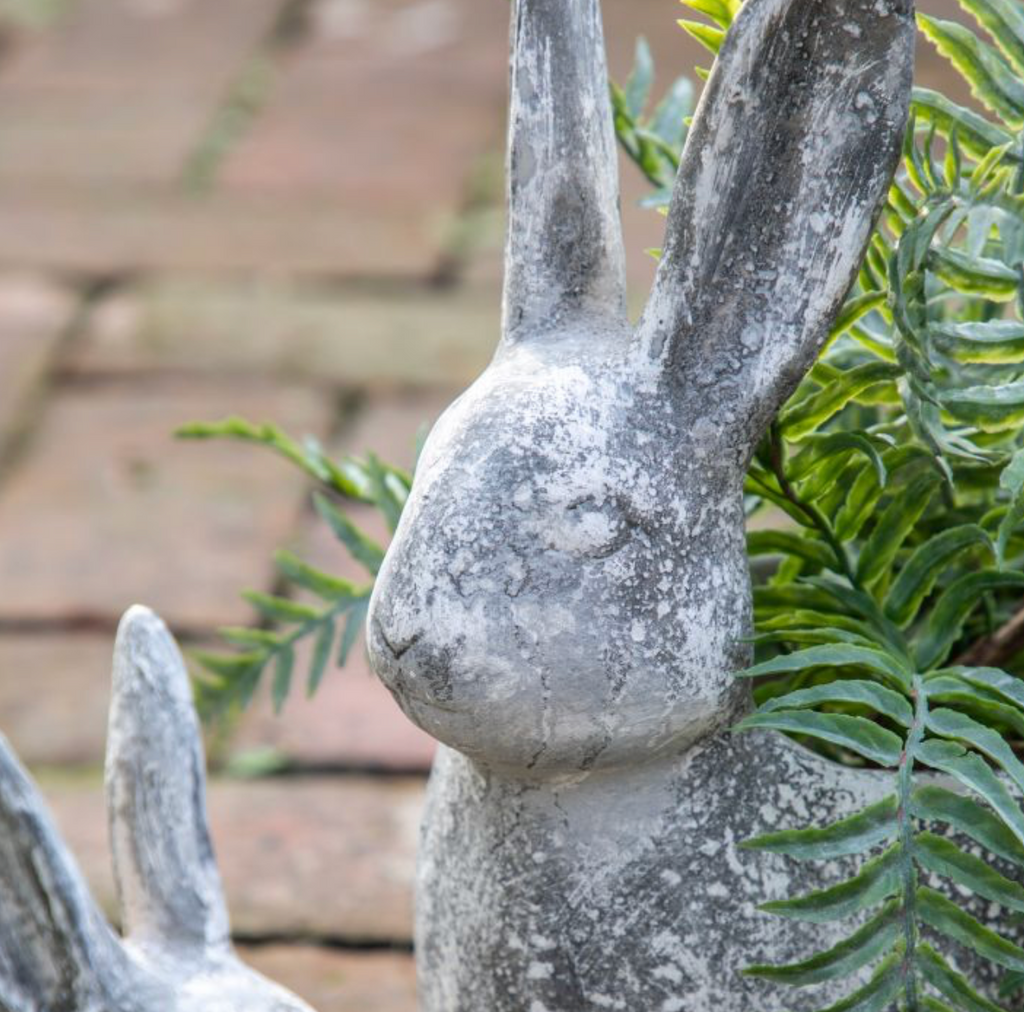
0, 607, 317, 1012
368, 0, 915, 777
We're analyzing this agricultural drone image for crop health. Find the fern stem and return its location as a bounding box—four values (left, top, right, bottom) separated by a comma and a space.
897, 674, 927, 1012
767, 425, 859, 586
1015, 129, 1024, 321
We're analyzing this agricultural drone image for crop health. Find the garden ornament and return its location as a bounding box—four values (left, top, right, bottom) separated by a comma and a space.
0, 606, 316, 1012
367, 0, 918, 1008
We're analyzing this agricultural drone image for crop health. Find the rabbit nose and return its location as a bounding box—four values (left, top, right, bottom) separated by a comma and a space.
375, 619, 423, 662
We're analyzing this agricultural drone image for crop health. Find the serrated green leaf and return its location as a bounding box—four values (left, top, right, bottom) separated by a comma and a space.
834, 465, 886, 542
929, 247, 1020, 300
809, 952, 904, 1012
649, 77, 692, 154
219, 626, 282, 649
917, 943, 1008, 1012
942, 380, 1024, 433
918, 885, 1024, 971
191, 649, 262, 681
624, 36, 653, 118
737, 644, 911, 689
911, 784, 1024, 868
884, 525, 995, 626
916, 571, 1024, 669
918, 13, 1024, 125
923, 675, 1024, 738
753, 584, 856, 617
915, 831, 1024, 910
746, 530, 834, 568
338, 595, 370, 665
743, 795, 898, 861
1000, 969, 1024, 997
744, 899, 900, 986
272, 644, 295, 714
831, 292, 888, 340
678, 18, 723, 54
680, 0, 733, 29
856, 472, 942, 587
758, 679, 913, 727
921, 999, 959, 1012
314, 493, 387, 575
912, 87, 1015, 157
960, 0, 1024, 73
916, 739, 1024, 847
998, 448, 1024, 564
757, 610, 887, 646
789, 433, 888, 487
952, 665, 1024, 712
930, 320, 1024, 364
736, 710, 903, 767
759, 846, 901, 922
779, 363, 903, 441
242, 591, 321, 624
927, 706, 1024, 794
274, 550, 362, 601
307, 620, 335, 697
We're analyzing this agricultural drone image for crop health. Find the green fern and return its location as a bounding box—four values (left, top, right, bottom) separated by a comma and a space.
175, 417, 413, 718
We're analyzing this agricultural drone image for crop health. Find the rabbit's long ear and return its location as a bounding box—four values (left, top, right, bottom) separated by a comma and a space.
636, 0, 914, 442
0, 734, 136, 1010
105, 606, 231, 956
501, 0, 627, 343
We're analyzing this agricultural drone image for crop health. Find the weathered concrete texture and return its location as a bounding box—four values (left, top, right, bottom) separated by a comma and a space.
366, 0, 917, 1008
47, 771, 422, 944
68, 279, 499, 389
419, 734, 895, 1011
0, 380, 333, 629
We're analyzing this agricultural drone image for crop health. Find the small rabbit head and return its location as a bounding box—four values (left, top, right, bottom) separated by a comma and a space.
0, 607, 317, 1012
368, 0, 914, 777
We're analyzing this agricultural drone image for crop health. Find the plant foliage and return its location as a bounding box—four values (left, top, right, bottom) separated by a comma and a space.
609, 0, 1024, 1007
175, 417, 412, 718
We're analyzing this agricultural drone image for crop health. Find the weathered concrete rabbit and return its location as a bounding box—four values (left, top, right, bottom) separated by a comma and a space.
0, 607, 316, 1012
367, 0, 916, 1008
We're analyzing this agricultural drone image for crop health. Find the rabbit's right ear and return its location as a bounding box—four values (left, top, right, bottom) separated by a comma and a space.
105, 606, 231, 957
0, 734, 136, 1011
636, 0, 914, 446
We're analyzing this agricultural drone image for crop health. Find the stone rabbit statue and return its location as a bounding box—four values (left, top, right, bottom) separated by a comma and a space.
0, 606, 316, 1012
367, 0, 917, 1008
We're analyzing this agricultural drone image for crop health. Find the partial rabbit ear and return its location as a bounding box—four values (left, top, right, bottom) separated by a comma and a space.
501, 0, 628, 343
636, 0, 914, 443
0, 734, 137, 1011
105, 606, 231, 956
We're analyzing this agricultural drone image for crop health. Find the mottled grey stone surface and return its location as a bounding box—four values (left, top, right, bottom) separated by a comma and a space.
366, 0, 917, 1008
0, 607, 317, 1012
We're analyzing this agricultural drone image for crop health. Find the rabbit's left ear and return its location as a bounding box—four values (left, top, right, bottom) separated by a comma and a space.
636, 0, 914, 445
105, 606, 231, 957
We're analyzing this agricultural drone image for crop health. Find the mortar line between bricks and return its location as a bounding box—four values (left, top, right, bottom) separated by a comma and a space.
232, 933, 414, 954
179, 0, 316, 196
0, 276, 119, 493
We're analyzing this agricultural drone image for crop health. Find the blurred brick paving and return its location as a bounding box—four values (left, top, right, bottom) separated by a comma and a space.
0, 0, 973, 1008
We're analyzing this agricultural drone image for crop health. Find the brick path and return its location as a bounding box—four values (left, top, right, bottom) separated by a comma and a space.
0, 0, 970, 1008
